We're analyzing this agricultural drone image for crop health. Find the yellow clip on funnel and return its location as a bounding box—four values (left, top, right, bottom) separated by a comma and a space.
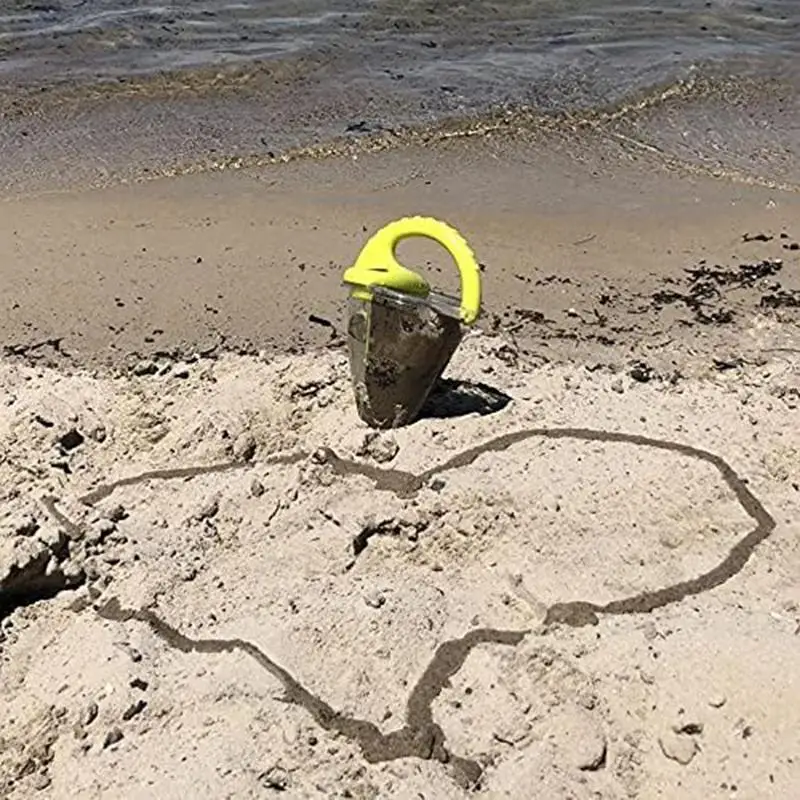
342, 216, 482, 325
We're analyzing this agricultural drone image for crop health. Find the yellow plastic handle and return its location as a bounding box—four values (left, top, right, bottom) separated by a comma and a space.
345, 216, 482, 325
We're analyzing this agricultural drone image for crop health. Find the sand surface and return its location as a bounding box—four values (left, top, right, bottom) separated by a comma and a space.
3, 133, 800, 369
2, 137, 800, 799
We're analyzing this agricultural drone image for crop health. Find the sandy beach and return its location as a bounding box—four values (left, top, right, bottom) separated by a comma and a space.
2, 123, 800, 800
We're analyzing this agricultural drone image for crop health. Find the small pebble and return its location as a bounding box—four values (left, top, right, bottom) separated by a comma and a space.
364, 590, 386, 609
195, 496, 219, 521
311, 448, 329, 465
659, 731, 698, 765
32, 772, 51, 791
358, 432, 399, 464
250, 478, 265, 497
81, 701, 99, 726
260, 765, 290, 791
709, 694, 727, 708
233, 432, 257, 462
611, 377, 625, 394
133, 360, 158, 376
89, 425, 107, 443
659, 530, 683, 550
87, 518, 117, 545
108, 504, 128, 523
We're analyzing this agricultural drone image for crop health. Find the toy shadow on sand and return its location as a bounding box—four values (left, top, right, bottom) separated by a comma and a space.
419, 378, 512, 421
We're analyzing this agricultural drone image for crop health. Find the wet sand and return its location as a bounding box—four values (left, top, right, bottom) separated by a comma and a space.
2, 129, 799, 371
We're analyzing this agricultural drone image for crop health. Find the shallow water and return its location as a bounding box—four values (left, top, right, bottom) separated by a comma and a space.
3, 1, 799, 102
1, 0, 799, 192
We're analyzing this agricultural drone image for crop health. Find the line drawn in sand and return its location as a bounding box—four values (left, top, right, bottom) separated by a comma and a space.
49, 427, 775, 788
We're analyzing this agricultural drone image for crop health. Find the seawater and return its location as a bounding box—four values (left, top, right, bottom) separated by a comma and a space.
1, 0, 798, 192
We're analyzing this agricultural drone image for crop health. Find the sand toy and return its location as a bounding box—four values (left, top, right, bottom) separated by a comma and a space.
342, 216, 482, 428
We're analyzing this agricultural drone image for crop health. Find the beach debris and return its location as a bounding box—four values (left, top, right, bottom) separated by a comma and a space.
712, 357, 743, 371
628, 361, 655, 383
742, 232, 772, 242
308, 313, 341, 344
673, 721, 703, 736
491, 342, 519, 367
685, 259, 782, 288
3, 337, 65, 360
761, 289, 800, 309
651, 257, 785, 324
308, 313, 334, 330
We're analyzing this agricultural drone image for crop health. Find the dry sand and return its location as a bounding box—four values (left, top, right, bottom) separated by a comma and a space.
1, 136, 800, 799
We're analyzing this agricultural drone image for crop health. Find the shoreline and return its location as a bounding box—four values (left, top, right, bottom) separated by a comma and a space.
2, 64, 799, 197
2, 129, 798, 375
